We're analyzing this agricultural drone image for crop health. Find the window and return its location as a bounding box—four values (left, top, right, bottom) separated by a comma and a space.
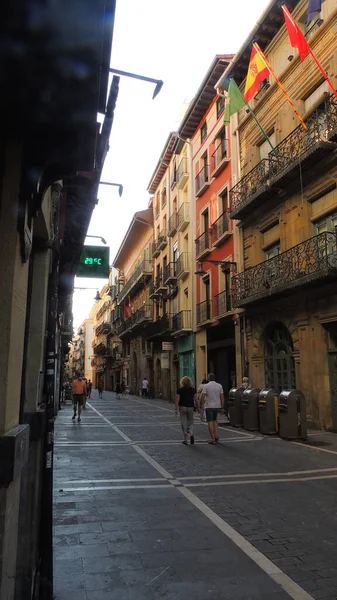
216, 96, 225, 119
201, 121, 207, 143
202, 209, 209, 233
258, 130, 276, 161
161, 181, 167, 208
264, 242, 280, 261
219, 187, 229, 213
264, 323, 296, 391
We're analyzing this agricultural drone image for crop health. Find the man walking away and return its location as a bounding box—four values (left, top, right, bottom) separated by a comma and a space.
201, 373, 224, 444
175, 376, 196, 445
142, 377, 149, 397
71, 373, 86, 422
87, 379, 92, 398
98, 377, 104, 399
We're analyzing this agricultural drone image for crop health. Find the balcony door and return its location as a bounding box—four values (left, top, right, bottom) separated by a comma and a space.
264, 323, 296, 392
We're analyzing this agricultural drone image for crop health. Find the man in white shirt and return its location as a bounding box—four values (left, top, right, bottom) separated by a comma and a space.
201, 373, 224, 444
142, 377, 149, 397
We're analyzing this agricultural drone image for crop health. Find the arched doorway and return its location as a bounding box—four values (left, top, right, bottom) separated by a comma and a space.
264, 323, 296, 391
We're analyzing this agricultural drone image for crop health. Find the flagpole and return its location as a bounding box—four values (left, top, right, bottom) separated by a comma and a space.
307, 48, 337, 99
231, 79, 277, 156
281, 4, 337, 99
253, 42, 308, 130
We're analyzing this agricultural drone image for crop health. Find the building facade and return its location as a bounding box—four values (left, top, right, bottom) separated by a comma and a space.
220, 0, 337, 428
113, 210, 154, 395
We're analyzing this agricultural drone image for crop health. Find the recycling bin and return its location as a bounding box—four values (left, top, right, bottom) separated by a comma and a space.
278, 390, 307, 440
228, 387, 244, 427
258, 389, 279, 435
242, 388, 261, 431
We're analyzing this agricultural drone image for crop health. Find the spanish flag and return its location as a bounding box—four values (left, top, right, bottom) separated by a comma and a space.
244, 46, 270, 103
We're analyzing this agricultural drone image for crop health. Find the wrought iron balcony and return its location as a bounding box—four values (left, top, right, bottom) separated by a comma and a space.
212, 211, 231, 246
177, 156, 189, 189
232, 231, 337, 307
95, 321, 112, 336
164, 262, 177, 285
118, 305, 153, 337
176, 253, 190, 279
230, 159, 271, 220
118, 257, 152, 304
211, 138, 229, 177
213, 290, 232, 318
168, 212, 178, 237
196, 300, 212, 325
158, 230, 167, 251
177, 203, 190, 232
195, 165, 210, 197
149, 281, 160, 299
172, 310, 192, 335
195, 231, 212, 259
155, 273, 167, 293
230, 95, 337, 220
152, 238, 161, 258
145, 313, 173, 340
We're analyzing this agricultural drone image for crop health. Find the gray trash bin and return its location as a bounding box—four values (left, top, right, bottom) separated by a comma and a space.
228, 387, 244, 427
242, 388, 260, 431
279, 390, 307, 440
258, 389, 279, 435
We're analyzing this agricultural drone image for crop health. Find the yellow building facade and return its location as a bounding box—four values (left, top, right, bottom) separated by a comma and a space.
221, 0, 337, 428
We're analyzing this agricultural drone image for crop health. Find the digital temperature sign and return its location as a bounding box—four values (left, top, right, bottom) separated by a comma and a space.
77, 245, 110, 278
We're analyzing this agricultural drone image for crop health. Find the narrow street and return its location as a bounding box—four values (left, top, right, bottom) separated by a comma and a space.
54, 391, 337, 600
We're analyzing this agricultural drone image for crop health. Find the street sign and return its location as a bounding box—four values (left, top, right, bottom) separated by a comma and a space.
161, 353, 170, 369
162, 342, 173, 351
77, 245, 110, 278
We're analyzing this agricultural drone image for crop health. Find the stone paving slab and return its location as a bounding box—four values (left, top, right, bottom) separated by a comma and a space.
53, 391, 337, 600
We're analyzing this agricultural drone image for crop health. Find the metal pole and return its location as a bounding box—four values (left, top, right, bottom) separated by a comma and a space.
39, 183, 62, 600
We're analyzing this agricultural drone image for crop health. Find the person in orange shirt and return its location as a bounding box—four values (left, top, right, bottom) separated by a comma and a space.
71, 373, 87, 422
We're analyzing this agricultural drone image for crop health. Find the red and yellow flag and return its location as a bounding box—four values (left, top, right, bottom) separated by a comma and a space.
244, 46, 270, 103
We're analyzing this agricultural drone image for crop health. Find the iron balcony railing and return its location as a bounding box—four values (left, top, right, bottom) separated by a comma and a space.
95, 321, 112, 336
176, 252, 190, 277
230, 159, 270, 217
212, 211, 230, 245
168, 212, 178, 236
164, 262, 178, 283
195, 165, 210, 196
195, 231, 211, 257
229, 94, 337, 219
232, 231, 337, 307
213, 290, 232, 318
196, 300, 211, 325
145, 313, 173, 339
211, 138, 229, 173
118, 305, 153, 336
177, 156, 188, 185
177, 203, 189, 230
172, 310, 192, 332
118, 258, 152, 304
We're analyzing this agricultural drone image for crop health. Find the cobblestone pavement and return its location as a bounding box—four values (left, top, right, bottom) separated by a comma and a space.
54, 391, 337, 600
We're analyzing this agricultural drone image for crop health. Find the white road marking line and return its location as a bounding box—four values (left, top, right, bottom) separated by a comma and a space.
147, 566, 170, 586
179, 466, 337, 481
132, 444, 174, 479
57, 477, 165, 484
87, 402, 131, 442
178, 487, 314, 600
58, 484, 173, 492
185, 473, 337, 487
292, 441, 337, 455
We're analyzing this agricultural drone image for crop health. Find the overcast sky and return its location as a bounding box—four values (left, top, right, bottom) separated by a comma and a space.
73, 0, 271, 328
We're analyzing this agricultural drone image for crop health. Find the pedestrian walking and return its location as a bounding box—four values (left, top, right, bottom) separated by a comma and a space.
201, 373, 225, 444
142, 376, 149, 397
83, 379, 88, 409
87, 379, 92, 398
196, 378, 208, 421
71, 372, 86, 422
97, 377, 104, 399
115, 381, 122, 399
175, 376, 196, 445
